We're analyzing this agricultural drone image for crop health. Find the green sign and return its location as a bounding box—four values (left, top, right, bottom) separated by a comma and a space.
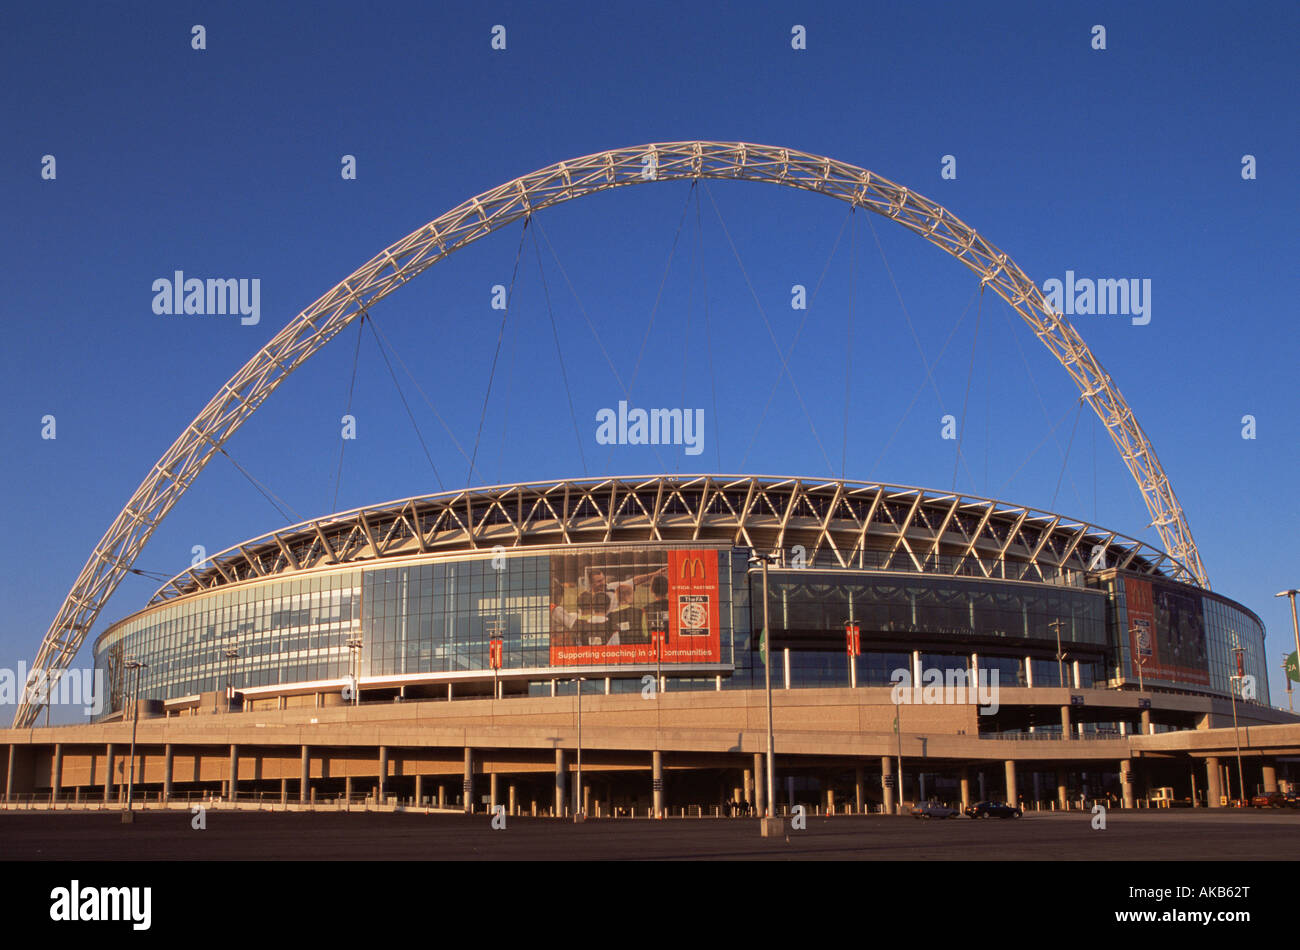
1286, 652, 1299, 684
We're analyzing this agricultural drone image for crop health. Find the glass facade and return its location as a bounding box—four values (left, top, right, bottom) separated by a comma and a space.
93, 543, 1269, 716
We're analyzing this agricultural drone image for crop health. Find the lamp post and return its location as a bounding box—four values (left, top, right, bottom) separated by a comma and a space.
1227, 631, 1247, 804
346, 636, 364, 706
1275, 590, 1300, 701
1048, 618, 1067, 688
749, 551, 778, 827
566, 676, 587, 820
122, 658, 148, 824
223, 646, 239, 714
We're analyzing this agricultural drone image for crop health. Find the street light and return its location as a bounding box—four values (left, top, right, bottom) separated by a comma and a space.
122, 658, 148, 824
565, 676, 587, 820
346, 636, 364, 706
1048, 618, 1067, 688
1275, 591, 1300, 700
223, 646, 239, 714
748, 551, 778, 827
1228, 630, 1247, 804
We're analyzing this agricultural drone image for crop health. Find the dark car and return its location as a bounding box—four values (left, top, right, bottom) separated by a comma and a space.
1250, 792, 1287, 809
964, 800, 1022, 819
912, 801, 962, 819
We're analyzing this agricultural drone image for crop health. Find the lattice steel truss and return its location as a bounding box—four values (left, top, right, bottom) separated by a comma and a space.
16, 142, 1205, 727
143, 475, 1184, 607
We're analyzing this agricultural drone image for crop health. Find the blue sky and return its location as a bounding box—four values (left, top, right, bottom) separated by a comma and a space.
2, 0, 1297, 719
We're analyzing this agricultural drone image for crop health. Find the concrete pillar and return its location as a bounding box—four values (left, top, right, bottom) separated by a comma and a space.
1032, 771, 1041, 806
1119, 720, 1128, 736
280, 778, 288, 804
508, 783, 517, 816
583, 784, 591, 816
228, 744, 238, 801
911, 650, 923, 687
490, 772, 499, 813
604, 677, 611, 695
970, 653, 980, 686
438, 784, 446, 808
1206, 756, 1222, 808
959, 767, 971, 810
753, 753, 765, 817
1060, 705, 1071, 734
300, 745, 310, 804
825, 785, 835, 815
783, 648, 791, 689
162, 744, 174, 802
978, 770, 986, 800
1263, 762, 1278, 794
345, 777, 353, 801
50, 738, 62, 800
743, 766, 754, 807
414, 774, 423, 806
104, 743, 114, 802
1141, 708, 1152, 735
1025, 657, 1034, 688
882, 756, 896, 814
919, 772, 927, 802
855, 765, 865, 814
1056, 768, 1068, 810
555, 748, 566, 817
378, 746, 388, 803
1004, 759, 1017, 806
1072, 659, 1081, 688
652, 750, 664, 818
1120, 760, 1136, 809
463, 748, 473, 814
550, 679, 556, 697
786, 775, 795, 812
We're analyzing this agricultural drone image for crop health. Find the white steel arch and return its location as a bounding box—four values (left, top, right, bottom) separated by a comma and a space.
15, 142, 1206, 727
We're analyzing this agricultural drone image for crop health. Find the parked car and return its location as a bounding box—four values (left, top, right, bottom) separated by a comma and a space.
912, 801, 962, 819
1249, 792, 1287, 809
964, 800, 1022, 819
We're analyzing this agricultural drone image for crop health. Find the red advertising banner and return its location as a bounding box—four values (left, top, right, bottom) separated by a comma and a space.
1124, 575, 1209, 687
548, 548, 720, 666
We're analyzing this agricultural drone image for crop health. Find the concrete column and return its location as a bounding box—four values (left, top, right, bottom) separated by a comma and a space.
753, 753, 765, 817
783, 648, 792, 689
919, 772, 927, 802
825, 785, 835, 815
490, 772, 499, 813
1032, 772, 1041, 806
1056, 768, 1068, 810
104, 743, 114, 802
463, 748, 473, 814
555, 748, 566, 817
299, 745, 309, 804
161, 743, 173, 802
1206, 756, 1222, 808
583, 784, 591, 816
1004, 759, 1017, 806
1060, 705, 1071, 734
344, 777, 353, 801
604, 677, 611, 695
508, 783, 517, 816
378, 746, 388, 803
854, 765, 865, 814
51, 738, 62, 800
280, 778, 288, 804
970, 653, 980, 685
786, 776, 795, 812
1025, 657, 1034, 688
414, 774, 423, 806
1120, 760, 1136, 809
228, 744, 238, 801
1072, 659, 1081, 689
911, 650, 923, 687
882, 756, 896, 814
978, 770, 986, 800
1141, 708, 1152, 735
550, 679, 556, 697
743, 766, 753, 807
959, 767, 971, 810
438, 784, 446, 808
652, 750, 664, 818
1263, 762, 1278, 794
5, 745, 14, 802
1119, 720, 1128, 736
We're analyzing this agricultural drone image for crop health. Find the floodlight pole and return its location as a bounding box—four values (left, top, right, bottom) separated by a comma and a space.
123, 659, 147, 823
750, 552, 778, 821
